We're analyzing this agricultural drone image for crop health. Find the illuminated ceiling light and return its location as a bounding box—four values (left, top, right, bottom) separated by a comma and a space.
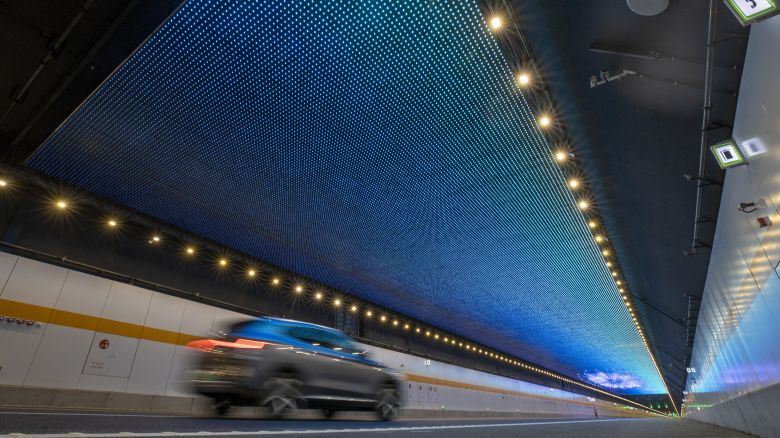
393, 320, 398, 326
219, 258, 228, 267
247, 269, 256, 277
516, 72, 530, 87
415, 327, 421, 333
380, 315, 387, 322
554, 151, 567, 162
272, 277, 280, 285
568, 179, 579, 189
425, 331, 431, 336
588, 220, 597, 229
350, 305, 358, 312
616, 280, 623, 285
366, 310, 373, 317
55, 200, 68, 210
434, 334, 440, 339
602, 249, 610, 256
612, 271, 618, 277
314, 292, 323, 300
150, 235, 161, 244
444, 337, 449, 342
404, 323, 410, 330
107, 219, 118, 228
489, 16, 502, 30
538, 115, 552, 128
578, 200, 589, 210
0, 179, 7, 187
595, 235, 604, 243
186, 246, 195, 255
295, 285, 303, 293
606, 261, 613, 267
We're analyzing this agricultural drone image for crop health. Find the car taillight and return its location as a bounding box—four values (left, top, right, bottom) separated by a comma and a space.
186, 338, 273, 352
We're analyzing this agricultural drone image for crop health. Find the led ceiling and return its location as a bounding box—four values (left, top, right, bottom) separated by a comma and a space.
28, 0, 667, 395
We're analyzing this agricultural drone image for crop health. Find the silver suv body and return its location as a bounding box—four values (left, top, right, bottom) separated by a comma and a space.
187, 317, 402, 420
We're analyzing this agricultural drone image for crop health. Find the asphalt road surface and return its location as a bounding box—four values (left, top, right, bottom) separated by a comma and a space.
0, 411, 751, 437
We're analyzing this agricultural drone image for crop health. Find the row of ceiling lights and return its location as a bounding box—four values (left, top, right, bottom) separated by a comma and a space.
486, 9, 676, 415
0, 174, 665, 415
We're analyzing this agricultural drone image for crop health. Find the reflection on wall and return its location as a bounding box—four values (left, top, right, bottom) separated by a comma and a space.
684, 15, 780, 414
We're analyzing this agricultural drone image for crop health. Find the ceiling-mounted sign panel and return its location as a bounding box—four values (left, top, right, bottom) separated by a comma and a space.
711, 140, 746, 169
725, 0, 779, 25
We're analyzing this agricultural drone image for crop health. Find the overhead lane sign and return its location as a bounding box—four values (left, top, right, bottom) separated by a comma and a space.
711, 139, 746, 169
725, 0, 779, 26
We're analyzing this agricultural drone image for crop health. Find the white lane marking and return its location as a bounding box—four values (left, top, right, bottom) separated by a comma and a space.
0, 418, 646, 437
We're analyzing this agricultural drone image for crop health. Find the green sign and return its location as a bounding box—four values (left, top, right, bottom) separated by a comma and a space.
710, 139, 746, 169
725, 0, 779, 25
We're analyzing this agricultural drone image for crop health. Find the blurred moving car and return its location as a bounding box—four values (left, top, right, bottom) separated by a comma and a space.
186, 317, 402, 420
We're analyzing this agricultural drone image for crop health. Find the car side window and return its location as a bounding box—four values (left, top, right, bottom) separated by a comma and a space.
287, 327, 361, 354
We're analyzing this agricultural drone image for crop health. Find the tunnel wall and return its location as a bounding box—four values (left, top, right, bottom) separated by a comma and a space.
684, 14, 780, 438
0, 252, 642, 418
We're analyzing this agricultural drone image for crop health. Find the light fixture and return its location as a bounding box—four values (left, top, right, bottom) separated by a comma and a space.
602, 249, 610, 256
107, 219, 118, 228
295, 285, 303, 293
578, 200, 589, 210
150, 235, 161, 244
314, 292, 322, 300
516, 72, 530, 87
588, 220, 597, 229
333, 298, 341, 306
595, 235, 604, 243
380, 315, 387, 322
568, 179, 579, 189
186, 246, 195, 255
606, 261, 613, 267
219, 258, 228, 267
404, 323, 410, 330
425, 330, 431, 336
393, 320, 398, 326
416, 327, 421, 333
554, 151, 567, 162
247, 269, 256, 277
366, 310, 373, 317
272, 277, 280, 285
538, 115, 552, 127
434, 334, 439, 339
350, 305, 358, 313
0, 179, 6, 187
489, 16, 502, 30
611, 271, 618, 277
55, 200, 68, 210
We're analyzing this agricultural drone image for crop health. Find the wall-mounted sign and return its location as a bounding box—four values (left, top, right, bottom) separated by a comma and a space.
739, 137, 768, 157
724, 0, 779, 26
710, 140, 746, 169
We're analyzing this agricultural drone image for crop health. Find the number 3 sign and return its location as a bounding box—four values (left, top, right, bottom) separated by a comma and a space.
724, 0, 778, 25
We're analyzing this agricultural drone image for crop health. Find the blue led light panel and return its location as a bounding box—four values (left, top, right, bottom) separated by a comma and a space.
28, 0, 666, 394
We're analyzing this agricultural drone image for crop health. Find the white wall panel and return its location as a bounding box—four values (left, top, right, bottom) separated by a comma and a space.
0, 322, 46, 385
0, 251, 17, 293
102, 282, 152, 325
25, 325, 93, 388
54, 270, 112, 317
145, 293, 186, 332
1, 257, 67, 306
127, 340, 176, 395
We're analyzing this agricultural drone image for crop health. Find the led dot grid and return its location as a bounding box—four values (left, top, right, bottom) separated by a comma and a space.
29, 0, 665, 395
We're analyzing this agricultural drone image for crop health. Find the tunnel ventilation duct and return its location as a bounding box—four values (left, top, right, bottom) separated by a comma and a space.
627, 0, 669, 16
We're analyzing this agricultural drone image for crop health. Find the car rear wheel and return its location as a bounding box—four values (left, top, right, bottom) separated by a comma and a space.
212, 398, 231, 416
261, 376, 302, 418
375, 385, 399, 421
